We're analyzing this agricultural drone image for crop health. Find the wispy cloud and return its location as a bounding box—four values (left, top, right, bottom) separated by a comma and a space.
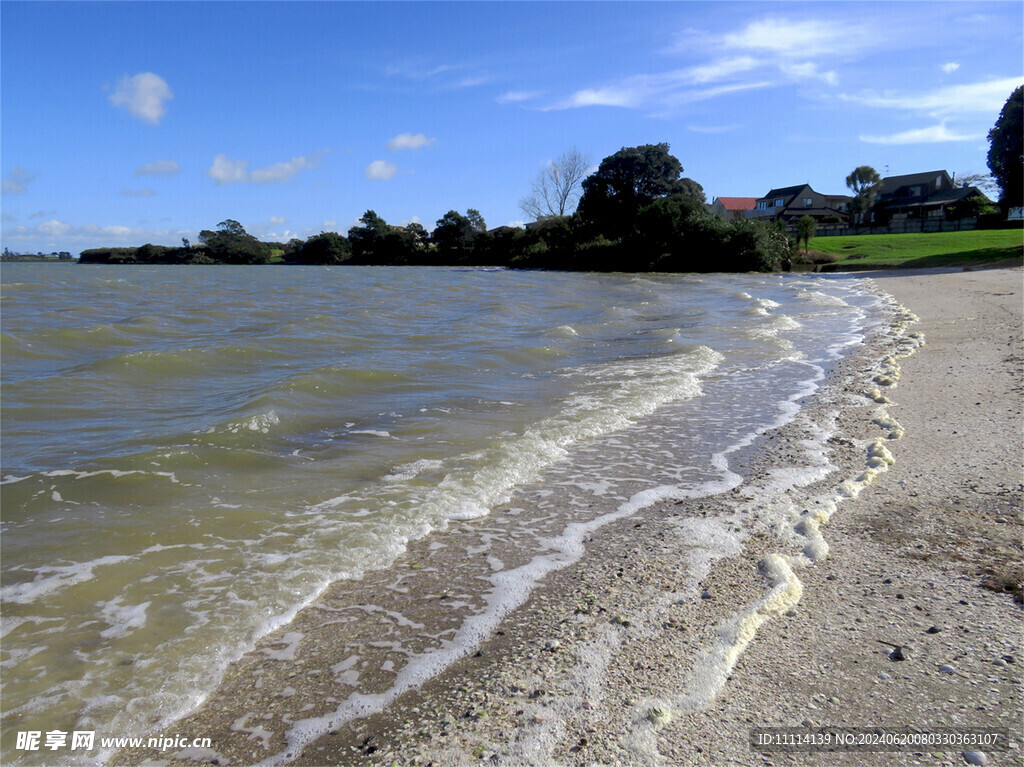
544, 15, 862, 114
860, 121, 985, 145
841, 76, 1023, 117
134, 160, 179, 177
941, 62, 961, 74
721, 17, 868, 58
108, 73, 172, 125
388, 133, 436, 151
686, 123, 742, 134
120, 188, 156, 197
205, 151, 327, 185
496, 90, 543, 104
2, 167, 35, 195
365, 160, 398, 181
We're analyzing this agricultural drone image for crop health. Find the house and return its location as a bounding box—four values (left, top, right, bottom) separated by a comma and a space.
746, 184, 851, 226
871, 170, 989, 223
709, 197, 758, 221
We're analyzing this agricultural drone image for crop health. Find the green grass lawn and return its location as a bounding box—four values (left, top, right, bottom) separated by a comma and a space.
807, 229, 1023, 270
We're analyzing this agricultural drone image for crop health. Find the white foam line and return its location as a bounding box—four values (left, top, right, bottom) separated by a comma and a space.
637, 290, 924, 755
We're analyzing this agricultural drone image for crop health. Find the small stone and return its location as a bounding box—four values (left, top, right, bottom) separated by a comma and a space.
896, 593, 905, 600
926, 626, 942, 634
877, 672, 891, 680
890, 646, 909, 661
995, 517, 1008, 523
701, 590, 713, 600
963, 750, 988, 765
1002, 655, 1016, 664
939, 664, 955, 675
544, 640, 561, 652
828, 697, 840, 705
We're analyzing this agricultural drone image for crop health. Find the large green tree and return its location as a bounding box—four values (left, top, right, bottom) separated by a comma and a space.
987, 85, 1023, 209
198, 219, 271, 264
845, 166, 882, 223
577, 143, 704, 240
432, 210, 480, 260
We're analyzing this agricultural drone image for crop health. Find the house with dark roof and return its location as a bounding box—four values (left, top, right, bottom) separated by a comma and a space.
745, 184, 851, 226
871, 170, 989, 223
709, 197, 758, 221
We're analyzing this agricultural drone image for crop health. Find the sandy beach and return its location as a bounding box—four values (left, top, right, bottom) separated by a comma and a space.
113, 266, 1022, 767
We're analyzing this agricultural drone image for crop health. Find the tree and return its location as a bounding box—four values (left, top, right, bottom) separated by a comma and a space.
519, 147, 592, 220
796, 215, 816, 253
466, 208, 487, 233
987, 85, 1023, 209
845, 166, 881, 224
198, 219, 271, 264
296, 232, 352, 264
953, 172, 999, 199
577, 143, 703, 240
432, 210, 478, 259
348, 210, 390, 262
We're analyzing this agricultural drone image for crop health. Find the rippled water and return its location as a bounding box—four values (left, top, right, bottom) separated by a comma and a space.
0, 264, 882, 763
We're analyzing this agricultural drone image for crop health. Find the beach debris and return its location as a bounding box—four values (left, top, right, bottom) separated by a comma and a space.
877, 639, 909, 660
646, 706, 671, 727
963, 750, 989, 765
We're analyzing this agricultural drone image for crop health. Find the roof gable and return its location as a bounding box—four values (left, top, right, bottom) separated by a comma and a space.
714, 197, 758, 210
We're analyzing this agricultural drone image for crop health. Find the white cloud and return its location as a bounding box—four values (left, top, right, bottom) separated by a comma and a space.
134, 160, 179, 177
2, 167, 35, 195
120, 188, 156, 197
842, 77, 1023, 117
722, 17, 862, 58
269, 216, 288, 225
365, 160, 398, 181
779, 61, 838, 85
2, 219, 177, 251
388, 133, 436, 151
496, 90, 543, 104
562, 87, 640, 109
37, 219, 72, 237
206, 151, 326, 185
860, 122, 984, 145
109, 73, 173, 125
206, 154, 250, 185
684, 56, 761, 84
941, 62, 961, 73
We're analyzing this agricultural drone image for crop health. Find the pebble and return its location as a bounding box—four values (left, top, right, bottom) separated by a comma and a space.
890, 646, 909, 661
939, 664, 955, 674
926, 626, 942, 634
544, 640, 561, 652
877, 672, 891, 680
963, 750, 988, 765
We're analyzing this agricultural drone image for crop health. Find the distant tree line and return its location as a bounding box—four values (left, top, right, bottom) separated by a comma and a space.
2, 248, 74, 261
80, 143, 794, 272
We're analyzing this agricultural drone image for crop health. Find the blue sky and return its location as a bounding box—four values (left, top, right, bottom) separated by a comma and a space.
2, 1, 1021, 254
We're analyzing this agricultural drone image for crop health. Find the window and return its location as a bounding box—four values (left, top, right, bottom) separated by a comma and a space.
803, 198, 813, 207
756, 201, 767, 210
774, 198, 784, 207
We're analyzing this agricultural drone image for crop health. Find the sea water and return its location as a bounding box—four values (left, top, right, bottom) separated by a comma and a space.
0, 264, 884, 764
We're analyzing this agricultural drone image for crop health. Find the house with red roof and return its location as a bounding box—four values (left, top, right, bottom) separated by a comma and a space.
709, 197, 758, 221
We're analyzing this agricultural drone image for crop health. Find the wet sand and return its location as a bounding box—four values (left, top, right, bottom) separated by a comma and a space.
114, 267, 1022, 767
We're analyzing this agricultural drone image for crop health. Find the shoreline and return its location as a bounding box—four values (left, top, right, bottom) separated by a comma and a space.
111, 267, 1022, 767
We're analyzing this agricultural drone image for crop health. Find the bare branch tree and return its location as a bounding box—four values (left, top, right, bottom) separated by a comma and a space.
519, 147, 592, 220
